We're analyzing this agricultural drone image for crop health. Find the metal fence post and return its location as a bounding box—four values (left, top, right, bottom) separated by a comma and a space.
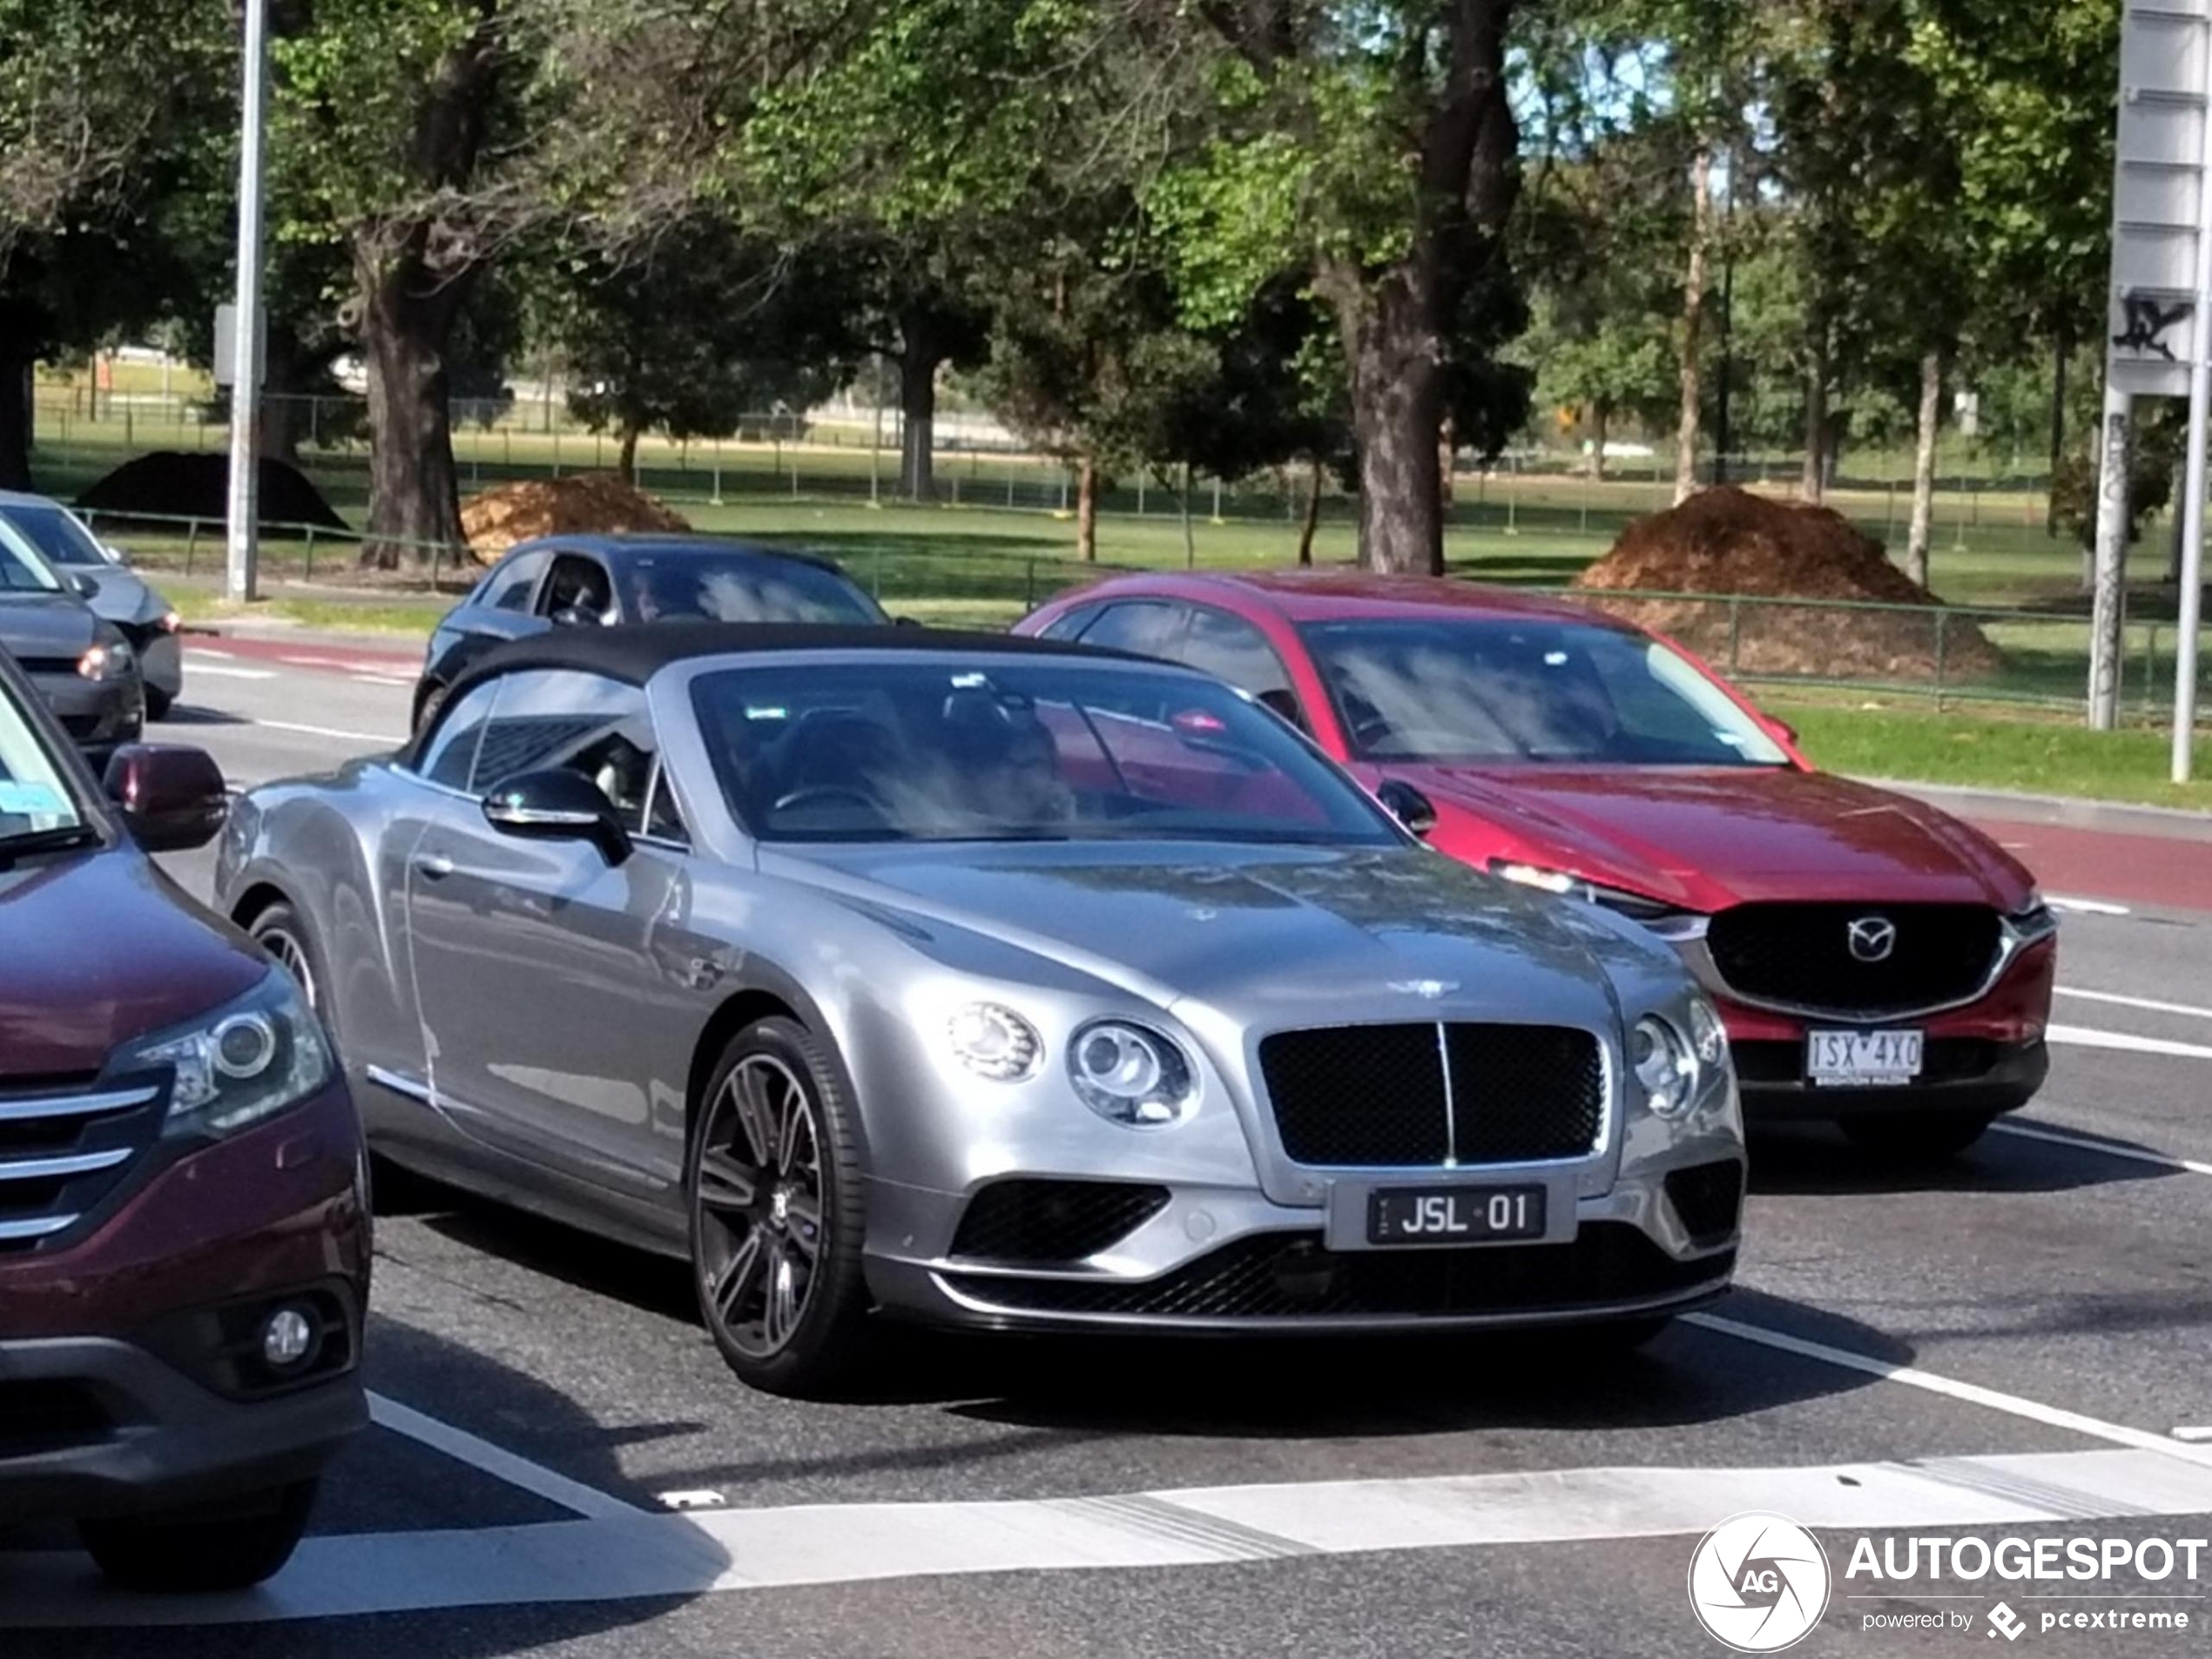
1934, 608, 1950, 709
1136, 474, 1146, 517
872, 543, 883, 599
185, 519, 199, 577
711, 438, 724, 506
304, 524, 315, 583
1727, 597, 1743, 675
430, 536, 443, 592
1211, 477, 1223, 523
1025, 558, 1037, 610
2148, 622, 2163, 713
1007, 474, 1015, 509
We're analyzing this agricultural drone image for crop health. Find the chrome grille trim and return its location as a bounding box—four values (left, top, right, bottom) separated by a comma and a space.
0, 1084, 161, 1123
0, 1215, 77, 1241
0, 1147, 135, 1181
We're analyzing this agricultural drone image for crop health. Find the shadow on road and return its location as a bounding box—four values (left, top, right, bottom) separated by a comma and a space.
1746, 1118, 2180, 1197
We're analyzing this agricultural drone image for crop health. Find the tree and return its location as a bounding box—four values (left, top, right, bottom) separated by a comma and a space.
553, 220, 855, 475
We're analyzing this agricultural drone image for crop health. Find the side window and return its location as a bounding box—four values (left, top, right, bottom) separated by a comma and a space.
469, 670, 662, 832
1077, 601, 1188, 660
1035, 602, 1103, 642
415, 679, 503, 789
1180, 605, 1298, 705
477, 550, 547, 613
539, 554, 614, 622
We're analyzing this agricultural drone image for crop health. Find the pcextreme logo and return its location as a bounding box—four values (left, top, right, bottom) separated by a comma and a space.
1687, 1512, 1834, 1652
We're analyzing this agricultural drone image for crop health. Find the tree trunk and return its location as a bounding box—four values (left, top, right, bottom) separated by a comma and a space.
258, 331, 309, 466
1076, 455, 1098, 561
1673, 142, 1714, 505
1588, 399, 1610, 482
359, 253, 470, 569
897, 334, 938, 502
1297, 456, 1323, 566
0, 351, 30, 490
1906, 345, 1942, 588
1333, 269, 1447, 576
617, 424, 641, 482
1800, 326, 1830, 504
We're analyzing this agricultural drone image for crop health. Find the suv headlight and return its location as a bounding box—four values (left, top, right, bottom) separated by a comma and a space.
77, 638, 134, 681
118, 969, 334, 1137
1069, 1020, 1198, 1126
2008, 889, 2057, 943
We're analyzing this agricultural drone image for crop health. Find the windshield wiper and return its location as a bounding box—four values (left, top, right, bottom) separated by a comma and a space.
0, 824, 99, 867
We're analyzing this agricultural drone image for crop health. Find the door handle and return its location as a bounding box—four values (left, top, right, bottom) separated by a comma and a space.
413, 853, 455, 880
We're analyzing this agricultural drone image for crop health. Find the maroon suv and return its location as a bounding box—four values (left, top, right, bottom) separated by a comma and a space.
0, 646, 368, 1591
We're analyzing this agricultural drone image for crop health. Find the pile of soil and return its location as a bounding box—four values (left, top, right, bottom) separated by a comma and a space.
459, 472, 690, 563
1572, 486, 2002, 683
76, 452, 348, 535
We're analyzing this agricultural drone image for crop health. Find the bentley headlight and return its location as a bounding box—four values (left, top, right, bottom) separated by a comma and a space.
120, 969, 334, 1137
1685, 995, 1730, 1070
1069, 1020, 1197, 1126
947, 1002, 1042, 1081
1630, 1015, 1698, 1118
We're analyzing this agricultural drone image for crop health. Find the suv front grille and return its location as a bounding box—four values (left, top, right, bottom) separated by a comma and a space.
0, 1077, 164, 1255
1258, 1023, 1605, 1168
940, 1224, 1730, 1320
1704, 903, 2002, 1016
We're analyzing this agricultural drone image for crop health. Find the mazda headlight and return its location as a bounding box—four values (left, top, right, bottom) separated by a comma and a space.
119, 969, 334, 1137
1630, 1015, 1698, 1118
947, 1001, 1042, 1081
2008, 888, 2057, 943
1069, 1020, 1198, 1126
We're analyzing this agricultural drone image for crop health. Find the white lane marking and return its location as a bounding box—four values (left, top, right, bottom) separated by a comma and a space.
280, 653, 410, 672
367, 1391, 644, 1521
2047, 1022, 2212, 1060
2048, 896, 2133, 916
2058, 985, 2212, 1022
250, 718, 402, 745
658, 1489, 728, 1511
1689, 1313, 2212, 1473
2173, 1427, 2212, 1443
183, 663, 277, 681
185, 645, 236, 658
10, 1445, 2212, 1625
351, 673, 415, 687
1992, 1119, 2212, 1178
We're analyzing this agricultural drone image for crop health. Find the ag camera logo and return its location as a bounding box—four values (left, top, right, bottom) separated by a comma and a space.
1688, 1512, 1833, 1652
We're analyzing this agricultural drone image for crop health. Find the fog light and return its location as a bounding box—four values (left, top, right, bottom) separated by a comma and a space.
261, 1306, 317, 1369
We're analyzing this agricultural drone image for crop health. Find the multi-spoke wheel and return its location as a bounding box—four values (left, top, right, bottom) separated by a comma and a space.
252, 903, 321, 1013
688, 1017, 868, 1394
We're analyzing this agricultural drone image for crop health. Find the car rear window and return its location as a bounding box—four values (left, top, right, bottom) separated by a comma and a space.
624, 554, 883, 625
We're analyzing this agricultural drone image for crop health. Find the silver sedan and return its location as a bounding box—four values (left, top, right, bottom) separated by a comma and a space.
214, 624, 1744, 1395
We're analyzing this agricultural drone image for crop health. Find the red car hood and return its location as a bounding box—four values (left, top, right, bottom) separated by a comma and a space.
1401, 765, 2035, 912
0, 847, 266, 1080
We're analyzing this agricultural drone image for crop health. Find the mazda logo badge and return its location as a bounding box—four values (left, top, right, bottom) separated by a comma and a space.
1846, 916, 1897, 963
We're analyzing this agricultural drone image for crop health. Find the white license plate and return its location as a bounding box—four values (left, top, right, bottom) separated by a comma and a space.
1807, 1028, 1925, 1086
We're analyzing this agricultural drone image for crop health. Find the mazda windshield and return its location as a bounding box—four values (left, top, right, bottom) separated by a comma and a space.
692, 659, 1401, 845
1301, 617, 1791, 767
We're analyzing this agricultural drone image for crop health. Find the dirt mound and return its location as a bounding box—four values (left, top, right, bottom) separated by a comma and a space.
76, 452, 348, 535
1572, 486, 2001, 684
460, 472, 690, 562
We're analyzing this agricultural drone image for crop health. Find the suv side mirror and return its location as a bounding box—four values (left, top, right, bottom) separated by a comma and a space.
104, 744, 228, 852
66, 570, 99, 599
1763, 714, 1799, 746
1374, 778, 1437, 838
1255, 688, 1307, 732
482, 769, 631, 865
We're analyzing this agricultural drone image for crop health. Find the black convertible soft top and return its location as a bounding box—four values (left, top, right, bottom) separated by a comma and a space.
453, 620, 1139, 692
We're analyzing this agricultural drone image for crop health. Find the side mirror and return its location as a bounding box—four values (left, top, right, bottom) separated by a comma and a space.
1763, 715, 1799, 746
104, 745, 228, 852
1255, 688, 1308, 732
481, 768, 631, 865
67, 570, 99, 599
1374, 778, 1437, 838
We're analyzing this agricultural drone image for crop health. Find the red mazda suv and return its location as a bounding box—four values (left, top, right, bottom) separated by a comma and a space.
0, 646, 369, 1590
1019, 570, 2056, 1157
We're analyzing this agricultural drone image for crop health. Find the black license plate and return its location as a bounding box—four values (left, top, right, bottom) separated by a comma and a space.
1366, 1184, 1548, 1246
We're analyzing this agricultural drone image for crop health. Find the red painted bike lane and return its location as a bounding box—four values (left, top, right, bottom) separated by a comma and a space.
1966, 816, 2212, 913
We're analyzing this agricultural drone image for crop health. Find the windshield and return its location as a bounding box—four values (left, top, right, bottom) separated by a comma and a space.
1302, 617, 1791, 767
0, 530, 64, 595
0, 673, 85, 840
692, 659, 1401, 846
625, 553, 883, 625
0, 504, 107, 569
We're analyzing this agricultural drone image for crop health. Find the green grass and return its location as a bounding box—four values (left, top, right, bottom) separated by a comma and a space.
1780, 699, 2212, 811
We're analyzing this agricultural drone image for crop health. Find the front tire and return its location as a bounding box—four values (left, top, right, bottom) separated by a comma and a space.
79, 1479, 318, 1592
145, 685, 174, 721
1841, 1111, 1996, 1159
688, 1017, 870, 1396
413, 679, 448, 734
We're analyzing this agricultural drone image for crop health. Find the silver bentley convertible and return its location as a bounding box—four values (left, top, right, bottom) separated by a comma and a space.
215, 624, 1746, 1394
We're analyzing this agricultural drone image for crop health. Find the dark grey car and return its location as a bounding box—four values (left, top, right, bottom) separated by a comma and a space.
0, 529, 144, 763
218, 624, 1744, 1399
0, 491, 183, 718
414, 535, 887, 731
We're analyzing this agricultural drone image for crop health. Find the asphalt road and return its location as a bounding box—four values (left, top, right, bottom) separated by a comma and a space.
9, 635, 2212, 1657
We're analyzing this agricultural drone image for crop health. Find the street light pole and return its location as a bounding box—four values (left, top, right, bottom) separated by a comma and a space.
224, 0, 270, 604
